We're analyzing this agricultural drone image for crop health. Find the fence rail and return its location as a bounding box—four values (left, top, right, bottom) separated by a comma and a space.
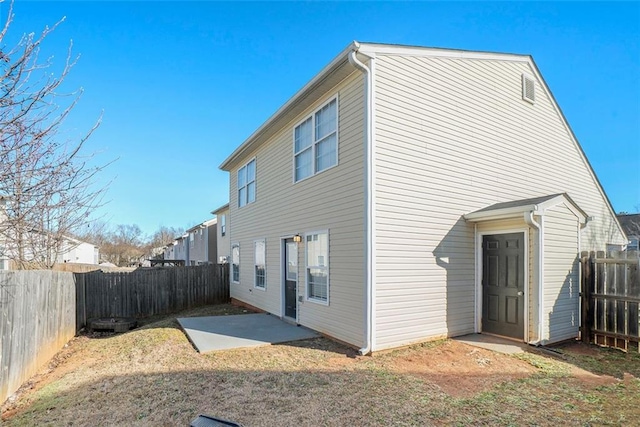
2, 264, 229, 404
75, 264, 229, 330
581, 250, 640, 352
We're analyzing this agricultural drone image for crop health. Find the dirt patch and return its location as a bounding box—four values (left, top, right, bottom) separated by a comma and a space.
569, 366, 618, 387
556, 341, 602, 357
388, 340, 537, 397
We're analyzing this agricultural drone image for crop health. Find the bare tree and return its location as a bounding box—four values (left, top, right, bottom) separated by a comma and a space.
0, 3, 110, 269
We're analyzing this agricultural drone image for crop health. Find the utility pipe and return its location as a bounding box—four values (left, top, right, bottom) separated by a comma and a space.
348, 46, 374, 356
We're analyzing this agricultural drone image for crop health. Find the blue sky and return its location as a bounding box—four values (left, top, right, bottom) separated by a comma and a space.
7, 1, 640, 236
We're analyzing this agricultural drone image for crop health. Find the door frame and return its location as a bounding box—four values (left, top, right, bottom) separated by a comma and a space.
475, 227, 529, 342
280, 235, 299, 323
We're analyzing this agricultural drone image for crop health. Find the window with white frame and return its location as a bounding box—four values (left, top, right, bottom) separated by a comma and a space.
237, 159, 256, 207
220, 214, 226, 236
306, 231, 328, 303
190, 233, 195, 248
254, 239, 266, 289
232, 243, 240, 283
294, 98, 337, 182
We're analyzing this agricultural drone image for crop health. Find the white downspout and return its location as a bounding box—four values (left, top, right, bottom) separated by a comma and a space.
524, 210, 544, 345
349, 46, 374, 356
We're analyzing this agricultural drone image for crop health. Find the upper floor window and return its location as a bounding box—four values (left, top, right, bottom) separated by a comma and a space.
220, 214, 226, 236
294, 98, 337, 182
238, 159, 256, 207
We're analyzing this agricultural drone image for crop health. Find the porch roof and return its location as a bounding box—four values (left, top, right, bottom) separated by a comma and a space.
464, 193, 588, 223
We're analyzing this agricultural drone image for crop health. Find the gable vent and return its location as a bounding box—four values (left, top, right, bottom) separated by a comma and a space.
522, 74, 535, 104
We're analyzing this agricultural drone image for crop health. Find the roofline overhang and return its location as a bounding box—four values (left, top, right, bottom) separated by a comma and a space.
211, 203, 230, 215
219, 41, 359, 171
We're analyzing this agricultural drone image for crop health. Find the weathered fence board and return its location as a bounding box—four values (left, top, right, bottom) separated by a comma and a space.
0, 271, 77, 404
76, 264, 229, 329
581, 250, 640, 352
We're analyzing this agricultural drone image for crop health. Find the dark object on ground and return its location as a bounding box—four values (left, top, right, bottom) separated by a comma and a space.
88, 317, 137, 333
190, 414, 243, 427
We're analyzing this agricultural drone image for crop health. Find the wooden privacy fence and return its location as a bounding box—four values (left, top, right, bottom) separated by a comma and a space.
75, 264, 230, 330
0, 271, 77, 404
581, 250, 640, 352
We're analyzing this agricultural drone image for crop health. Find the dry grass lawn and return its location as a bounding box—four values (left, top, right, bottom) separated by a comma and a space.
2, 304, 639, 426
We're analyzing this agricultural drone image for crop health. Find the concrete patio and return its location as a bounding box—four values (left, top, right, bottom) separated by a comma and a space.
454, 333, 528, 354
177, 313, 319, 353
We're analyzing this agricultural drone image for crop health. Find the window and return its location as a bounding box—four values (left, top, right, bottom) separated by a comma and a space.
190, 233, 195, 248
220, 214, 226, 236
286, 241, 297, 281
294, 98, 337, 182
254, 239, 266, 289
306, 231, 328, 303
238, 159, 256, 207
232, 243, 240, 283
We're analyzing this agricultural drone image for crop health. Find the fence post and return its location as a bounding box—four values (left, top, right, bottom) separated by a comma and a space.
581, 251, 590, 343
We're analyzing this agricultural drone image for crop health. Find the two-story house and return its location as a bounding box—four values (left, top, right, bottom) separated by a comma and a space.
186, 219, 218, 265
212, 204, 230, 264
219, 42, 626, 354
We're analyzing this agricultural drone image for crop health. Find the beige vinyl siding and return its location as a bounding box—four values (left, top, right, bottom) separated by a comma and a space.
542, 204, 580, 343
217, 208, 230, 263
373, 54, 624, 349
229, 71, 366, 347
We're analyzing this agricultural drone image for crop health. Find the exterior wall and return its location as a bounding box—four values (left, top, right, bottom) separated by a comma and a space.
542, 203, 580, 343
216, 207, 230, 263
164, 244, 175, 260
57, 241, 98, 265
189, 221, 218, 265
373, 54, 624, 349
228, 71, 366, 347
174, 237, 189, 264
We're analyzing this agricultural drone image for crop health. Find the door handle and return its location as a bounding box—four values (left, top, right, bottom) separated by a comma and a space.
517, 291, 523, 296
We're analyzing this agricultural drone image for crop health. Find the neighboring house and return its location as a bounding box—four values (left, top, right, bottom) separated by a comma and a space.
163, 242, 176, 260
186, 219, 218, 265
173, 234, 189, 265
213, 203, 230, 263
617, 214, 640, 250
56, 238, 99, 265
219, 42, 627, 354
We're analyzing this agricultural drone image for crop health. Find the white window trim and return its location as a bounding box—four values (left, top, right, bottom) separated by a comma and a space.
237, 157, 256, 208
304, 229, 329, 306
292, 96, 339, 184
253, 238, 266, 291
220, 214, 226, 237
231, 242, 240, 284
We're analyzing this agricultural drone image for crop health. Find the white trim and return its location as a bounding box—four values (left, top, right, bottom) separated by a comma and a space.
237, 157, 256, 208
253, 238, 266, 291
220, 42, 356, 170
280, 235, 299, 322
369, 56, 377, 352
292, 95, 340, 184
231, 242, 240, 284
539, 216, 545, 344
357, 43, 530, 63
475, 228, 529, 343
526, 61, 626, 240
304, 229, 330, 306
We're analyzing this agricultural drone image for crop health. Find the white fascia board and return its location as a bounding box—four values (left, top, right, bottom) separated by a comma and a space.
219, 41, 358, 171
464, 205, 539, 222
538, 194, 588, 223
526, 59, 625, 237
357, 43, 530, 63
